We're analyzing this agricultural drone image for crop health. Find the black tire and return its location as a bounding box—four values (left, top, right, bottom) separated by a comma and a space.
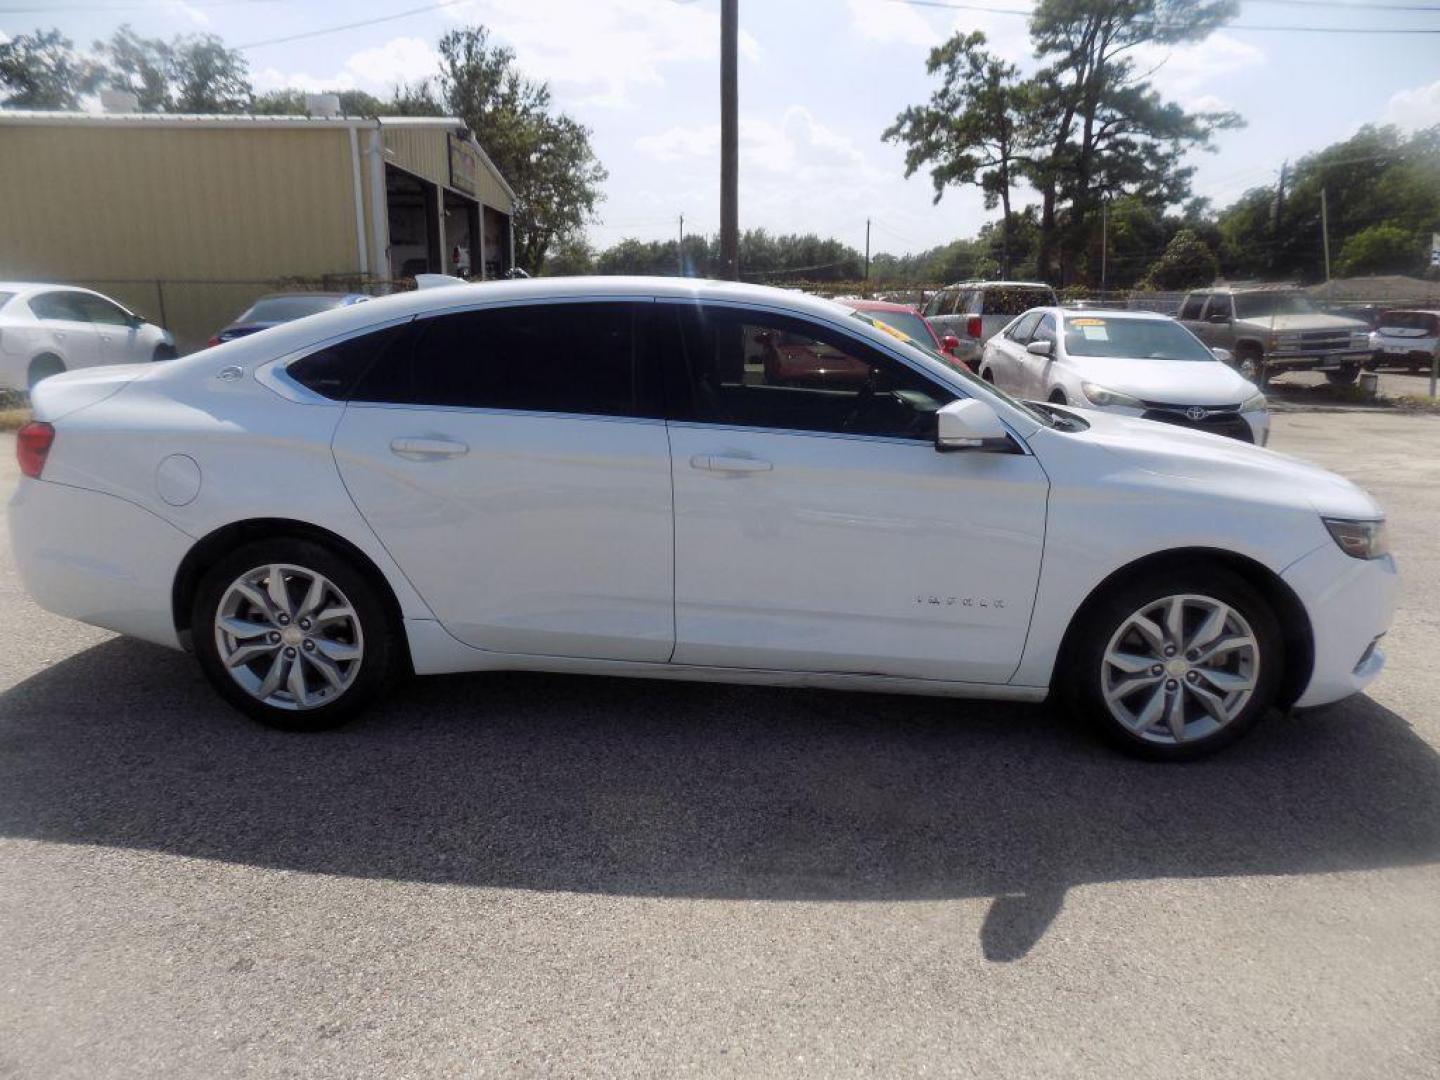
1061, 565, 1284, 761
191, 537, 399, 731
981, 367, 996, 383
27, 354, 64, 390
1325, 365, 1360, 386
1048, 389, 1068, 405
1236, 350, 1268, 388
152, 344, 178, 362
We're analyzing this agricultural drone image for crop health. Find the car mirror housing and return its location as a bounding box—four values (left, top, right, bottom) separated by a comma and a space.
1026, 339, 1054, 357
935, 398, 1009, 452
1212, 347, 1233, 363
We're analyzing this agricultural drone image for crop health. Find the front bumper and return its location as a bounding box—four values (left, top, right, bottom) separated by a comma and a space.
1267, 349, 1370, 371
8, 478, 191, 649
1282, 540, 1398, 708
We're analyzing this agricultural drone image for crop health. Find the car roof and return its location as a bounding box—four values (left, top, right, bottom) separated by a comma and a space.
249, 291, 364, 301
1026, 306, 1171, 322
942, 280, 1054, 290
0, 282, 97, 294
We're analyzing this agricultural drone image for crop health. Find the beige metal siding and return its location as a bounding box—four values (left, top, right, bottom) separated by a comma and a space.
0, 126, 361, 280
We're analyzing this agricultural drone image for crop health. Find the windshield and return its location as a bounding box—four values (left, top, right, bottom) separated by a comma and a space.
1063, 316, 1215, 362
847, 310, 1052, 427
238, 295, 344, 324
1233, 292, 1318, 319
857, 308, 934, 343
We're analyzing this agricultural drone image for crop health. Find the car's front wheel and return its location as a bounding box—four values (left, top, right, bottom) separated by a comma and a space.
1064, 568, 1283, 760
192, 538, 398, 731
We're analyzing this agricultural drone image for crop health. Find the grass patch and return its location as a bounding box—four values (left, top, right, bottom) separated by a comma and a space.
0, 406, 31, 432
1388, 394, 1440, 414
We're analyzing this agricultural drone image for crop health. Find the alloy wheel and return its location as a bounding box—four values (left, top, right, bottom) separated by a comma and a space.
1100, 594, 1260, 745
213, 563, 364, 711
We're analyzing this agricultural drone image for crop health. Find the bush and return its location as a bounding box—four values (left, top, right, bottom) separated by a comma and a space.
1140, 229, 1219, 291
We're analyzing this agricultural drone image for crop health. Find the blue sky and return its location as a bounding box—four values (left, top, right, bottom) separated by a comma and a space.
5, 0, 1439, 256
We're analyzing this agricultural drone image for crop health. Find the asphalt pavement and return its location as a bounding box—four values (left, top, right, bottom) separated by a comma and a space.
1, 414, 1438, 1079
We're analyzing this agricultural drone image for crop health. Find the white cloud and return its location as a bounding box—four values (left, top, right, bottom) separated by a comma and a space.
250, 36, 442, 96
1132, 32, 1263, 111
442, 0, 760, 108
1383, 78, 1440, 132
847, 0, 939, 48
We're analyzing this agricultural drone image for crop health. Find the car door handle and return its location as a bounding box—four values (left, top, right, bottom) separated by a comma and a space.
390, 437, 469, 459
691, 453, 772, 473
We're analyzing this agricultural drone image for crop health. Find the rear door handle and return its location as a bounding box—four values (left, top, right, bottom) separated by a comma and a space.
390, 437, 469, 460
690, 453, 772, 473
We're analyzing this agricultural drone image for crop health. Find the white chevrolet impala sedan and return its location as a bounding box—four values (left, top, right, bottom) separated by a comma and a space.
8, 278, 1397, 759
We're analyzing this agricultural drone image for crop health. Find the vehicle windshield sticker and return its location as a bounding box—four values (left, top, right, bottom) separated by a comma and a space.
1070, 318, 1106, 325
1080, 324, 1109, 340
873, 320, 915, 345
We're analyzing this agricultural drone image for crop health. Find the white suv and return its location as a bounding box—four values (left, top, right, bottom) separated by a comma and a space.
0, 283, 175, 392
9, 278, 1396, 759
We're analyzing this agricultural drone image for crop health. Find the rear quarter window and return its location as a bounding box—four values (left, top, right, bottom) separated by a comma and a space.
286, 323, 410, 400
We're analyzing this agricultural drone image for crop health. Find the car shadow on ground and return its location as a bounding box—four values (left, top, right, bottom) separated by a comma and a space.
2, 637, 1438, 962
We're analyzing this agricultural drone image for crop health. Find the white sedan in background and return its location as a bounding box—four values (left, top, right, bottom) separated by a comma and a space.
980, 307, 1269, 444
8, 278, 1395, 759
0, 282, 175, 392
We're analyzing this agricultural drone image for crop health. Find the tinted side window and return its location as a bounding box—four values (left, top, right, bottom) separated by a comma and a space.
665, 305, 956, 441
29, 292, 85, 321
1008, 312, 1042, 342
353, 302, 653, 418
1203, 294, 1234, 322
288, 323, 410, 400
72, 294, 132, 326
1178, 294, 1207, 321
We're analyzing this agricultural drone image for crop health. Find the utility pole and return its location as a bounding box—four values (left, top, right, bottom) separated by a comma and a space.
864, 218, 871, 286
1100, 200, 1108, 297
678, 212, 684, 276
1320, 186, 1332, 298
719, 0, 739, 280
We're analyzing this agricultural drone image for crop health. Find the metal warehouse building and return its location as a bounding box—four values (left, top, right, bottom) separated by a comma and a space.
0, 106, 515, 351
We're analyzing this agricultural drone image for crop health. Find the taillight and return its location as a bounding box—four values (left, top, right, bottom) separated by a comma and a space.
16, 421, 55, 479
966, 316, 982, 338
207, 335, 222, 347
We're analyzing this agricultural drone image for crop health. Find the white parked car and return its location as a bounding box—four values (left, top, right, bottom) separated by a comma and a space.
980, 307, 1270, 444
0, 283, 176, 392
1368, 309, 1440, 373
8, 279, 1396, 759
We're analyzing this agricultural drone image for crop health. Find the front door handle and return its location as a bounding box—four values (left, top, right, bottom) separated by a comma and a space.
390, 437, 469, 460
691, 453, 772, 473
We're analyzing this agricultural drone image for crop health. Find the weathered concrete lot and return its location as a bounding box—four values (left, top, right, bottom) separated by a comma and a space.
0, 414, 1438, 1080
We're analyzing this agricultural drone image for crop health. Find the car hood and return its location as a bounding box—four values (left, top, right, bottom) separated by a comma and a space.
1058, 406, 1382, 520
1065, 357, 1258, 406
1235, 312, 1367, 333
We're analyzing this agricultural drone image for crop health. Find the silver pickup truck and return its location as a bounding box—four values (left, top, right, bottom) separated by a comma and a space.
1177, 285, 1371, 386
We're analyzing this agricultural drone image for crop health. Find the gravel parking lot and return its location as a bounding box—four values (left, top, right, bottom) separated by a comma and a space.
1, 413, 1438, 1080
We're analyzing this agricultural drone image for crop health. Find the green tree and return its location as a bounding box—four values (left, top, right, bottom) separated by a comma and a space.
1023, 0, 1240, 282
1140, 228, 1219, 289
1336, 224, 1424, 277
542, 235, 597, 276
435, 27, 607, 274
94, 25, 171, 111
884, 32, 1028, 277
0, 28, 101, 109
168, 34, 250, 112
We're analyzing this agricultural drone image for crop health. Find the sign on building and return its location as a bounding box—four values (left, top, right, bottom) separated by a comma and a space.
449, 134, 483, 197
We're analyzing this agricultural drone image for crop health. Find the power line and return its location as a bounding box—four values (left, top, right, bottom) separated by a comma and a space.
891, 0, 1440, 31
233, 0, 467, 51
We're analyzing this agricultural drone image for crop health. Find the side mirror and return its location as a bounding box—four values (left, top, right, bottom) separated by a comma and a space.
940, 334, 960, 355
935, 398, 1008, 452
126, 314, 145, 329
1211, 347, 1233, 363
1026, 339, 1054, 357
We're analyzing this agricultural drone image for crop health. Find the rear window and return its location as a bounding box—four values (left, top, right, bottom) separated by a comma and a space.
239, 295, 345, 324
982, 287, 1058, 317
1379, 312, 1439, 333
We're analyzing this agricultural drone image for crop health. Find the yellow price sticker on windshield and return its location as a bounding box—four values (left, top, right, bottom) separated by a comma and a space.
1070, 317, 1107, 326
873, 320, 914, 343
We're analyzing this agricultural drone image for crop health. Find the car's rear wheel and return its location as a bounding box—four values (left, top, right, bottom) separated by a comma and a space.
1064, 568, 1283, 760
27, 354, 64, 390
152, 344, 178, 362
1048, 389, 1068, 405
192, 538, 398, 731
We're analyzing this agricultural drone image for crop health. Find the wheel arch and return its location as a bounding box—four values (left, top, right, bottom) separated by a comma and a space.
27, 352, 65, 388
1055, 547, 1314, 709
172, 517, 411, 671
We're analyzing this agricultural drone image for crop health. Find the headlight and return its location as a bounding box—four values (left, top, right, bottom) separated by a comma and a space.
1270, 333, 1301, 350
1080, 382, 1144, 409
1240, 391, 1267, 413
1323, 517, 1390, 560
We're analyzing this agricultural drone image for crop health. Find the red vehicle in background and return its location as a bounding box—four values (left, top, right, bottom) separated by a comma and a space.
839, 298, 966, 368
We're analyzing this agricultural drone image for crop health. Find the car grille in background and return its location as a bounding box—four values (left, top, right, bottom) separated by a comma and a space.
1299, 331, 1352, 350
1140, 402, 1254, 443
